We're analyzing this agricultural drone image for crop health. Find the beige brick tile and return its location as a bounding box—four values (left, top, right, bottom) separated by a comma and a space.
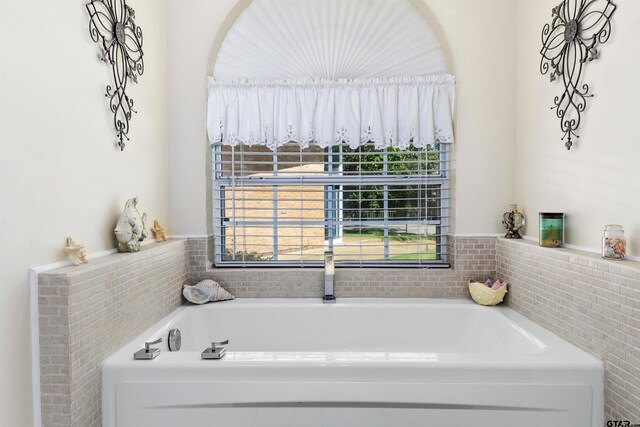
39, 240, 189, 427
497, 238, 640, 421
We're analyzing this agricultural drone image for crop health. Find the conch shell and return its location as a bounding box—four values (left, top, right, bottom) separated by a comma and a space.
65, 237, 87, 266
183, 279, 235, 304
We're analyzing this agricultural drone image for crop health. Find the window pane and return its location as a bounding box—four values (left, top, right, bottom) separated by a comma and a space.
213, 142, 449, 266
388, 224, 438, 261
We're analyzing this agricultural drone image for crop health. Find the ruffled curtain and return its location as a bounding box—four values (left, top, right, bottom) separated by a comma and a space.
207, 75, 455, 150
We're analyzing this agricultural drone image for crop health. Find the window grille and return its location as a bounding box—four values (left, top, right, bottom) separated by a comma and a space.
212, 142, 450, 267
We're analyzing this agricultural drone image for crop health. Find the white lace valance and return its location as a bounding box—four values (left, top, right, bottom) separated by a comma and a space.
207, 75, 455, 150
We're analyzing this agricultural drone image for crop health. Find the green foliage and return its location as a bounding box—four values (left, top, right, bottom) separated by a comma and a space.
339, 144, 441, 220
388, 251, 437, 261
343, 227, 424, 242
224, 248, 272, 261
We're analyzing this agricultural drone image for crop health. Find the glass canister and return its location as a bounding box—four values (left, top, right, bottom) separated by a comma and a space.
539, 212, 564, 247
602, 224, 626, 260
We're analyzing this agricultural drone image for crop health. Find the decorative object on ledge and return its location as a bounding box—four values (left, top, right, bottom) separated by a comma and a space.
539, 212, 564, 247
86, 0, 144, 151
539, 0, 616, 150
64, 238, 88, 266
602, 224, 626, 260
468, 279, 508, 306
151, 220, 167, 242
114, 197, 148, 252
183, 279, 235, 305
502, 204, 526, 239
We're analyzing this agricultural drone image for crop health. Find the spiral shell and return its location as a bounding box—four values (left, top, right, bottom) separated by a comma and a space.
182, 279, 235, 304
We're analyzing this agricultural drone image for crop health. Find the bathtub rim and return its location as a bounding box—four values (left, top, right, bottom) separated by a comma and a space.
102, 298, 604, 369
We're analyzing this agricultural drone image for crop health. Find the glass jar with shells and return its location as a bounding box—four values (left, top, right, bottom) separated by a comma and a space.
602, 224, 626, 260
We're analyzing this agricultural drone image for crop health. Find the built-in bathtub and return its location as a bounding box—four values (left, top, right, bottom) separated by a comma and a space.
103, 299, 603, 427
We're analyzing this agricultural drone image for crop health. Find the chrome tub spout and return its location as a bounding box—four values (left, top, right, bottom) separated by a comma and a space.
323, 250, 336, 303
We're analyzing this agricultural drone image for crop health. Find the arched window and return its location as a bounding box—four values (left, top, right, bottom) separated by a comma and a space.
208, 0, 455, 267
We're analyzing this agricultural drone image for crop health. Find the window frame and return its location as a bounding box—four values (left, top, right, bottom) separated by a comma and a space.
211, 143, 450, 268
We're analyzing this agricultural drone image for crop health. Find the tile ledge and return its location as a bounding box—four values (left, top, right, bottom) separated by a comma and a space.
40, 238, 188, 277
497, 237, 640, 271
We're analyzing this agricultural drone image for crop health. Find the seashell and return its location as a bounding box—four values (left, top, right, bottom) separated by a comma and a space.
183, 279, 235, 305
114, 197, 147, 252
141, 213, 148, 240
65, 237, 88, 266
151, 220, 167, 242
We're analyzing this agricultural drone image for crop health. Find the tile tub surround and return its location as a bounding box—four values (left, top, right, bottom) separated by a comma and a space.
38, 240, 189, 427
497, 238, 640, 422
189, 237, 497, 298
187, 236, 212, 274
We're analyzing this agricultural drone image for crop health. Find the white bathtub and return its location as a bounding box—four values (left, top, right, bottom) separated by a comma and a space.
103, 299, 603, 427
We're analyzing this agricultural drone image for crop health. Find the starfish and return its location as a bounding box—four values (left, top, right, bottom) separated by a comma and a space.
151, 220, 167, 242
65, 237, 88, 266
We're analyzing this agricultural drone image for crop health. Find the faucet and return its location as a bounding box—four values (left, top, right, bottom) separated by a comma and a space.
323, 250, 336, 303
133, 338, 162, 360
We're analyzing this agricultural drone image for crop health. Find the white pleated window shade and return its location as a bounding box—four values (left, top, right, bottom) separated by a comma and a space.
213, 0, 448, 80
212, 142, 450, 267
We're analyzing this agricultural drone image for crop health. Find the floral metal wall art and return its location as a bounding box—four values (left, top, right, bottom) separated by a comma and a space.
540, 0, 616, 150
86, 0, 144, 151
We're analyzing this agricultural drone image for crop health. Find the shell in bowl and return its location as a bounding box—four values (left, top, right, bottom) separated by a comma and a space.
468, 280, 508, 306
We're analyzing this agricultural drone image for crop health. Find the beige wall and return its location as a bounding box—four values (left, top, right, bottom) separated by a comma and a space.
515, 0, 640, 256
165, 0, 517, 237
0, 0, 169, 425
428, 0, 517, 235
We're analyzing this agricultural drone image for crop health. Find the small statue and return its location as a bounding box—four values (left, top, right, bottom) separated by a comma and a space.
114, 197, 148, 252
65, 237, 88, 266
502, 204, 525, 239
151, 220, 167, 242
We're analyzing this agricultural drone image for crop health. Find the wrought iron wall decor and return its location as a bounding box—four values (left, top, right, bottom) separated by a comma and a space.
539, 0, 616, 150
86, 0, 144, 151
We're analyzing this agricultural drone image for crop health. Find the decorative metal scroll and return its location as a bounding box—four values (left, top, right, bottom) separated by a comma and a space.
539, 0, 616, 150
86, 0, 144, 151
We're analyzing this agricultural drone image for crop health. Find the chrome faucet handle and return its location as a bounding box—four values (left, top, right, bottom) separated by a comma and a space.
202, 339, 230, 360
145, 338, 162, 350
134, 338, 162, 360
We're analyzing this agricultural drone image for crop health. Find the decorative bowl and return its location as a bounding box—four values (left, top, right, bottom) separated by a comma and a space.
468, 280, 508, 306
